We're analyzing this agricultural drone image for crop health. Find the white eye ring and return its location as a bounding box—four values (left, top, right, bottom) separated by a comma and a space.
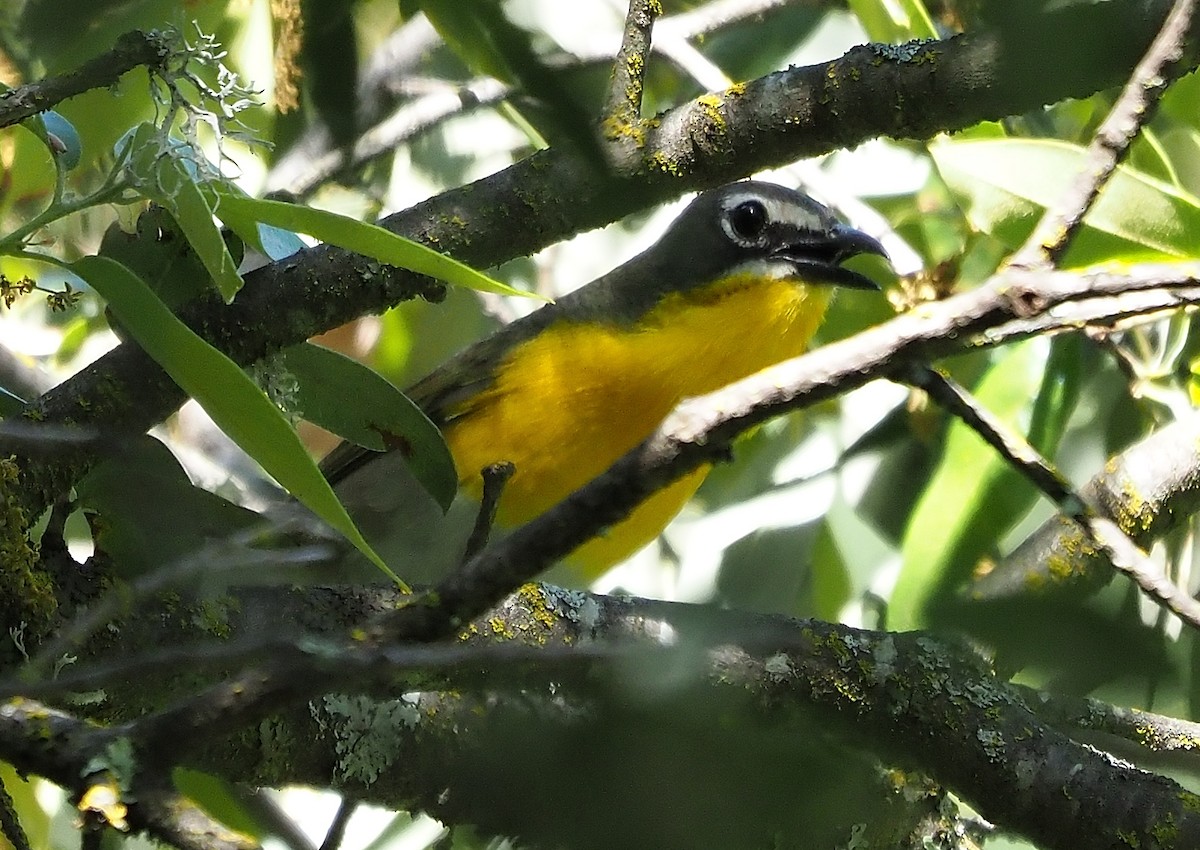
726, 199, 768, 243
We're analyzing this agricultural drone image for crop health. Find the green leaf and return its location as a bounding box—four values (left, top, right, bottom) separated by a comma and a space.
848, 0, 938, 41
931, 137, 1200, 266
172, 769, 266, 839
808, 519, 854, 622
210, 188, 533, 299
75, 436, 262, 578
299, 0, 359, 146
70, 255, 405, 587
419, 0, 599, 159
281, 343, 457, 510
416, 0, 513, 82
98, 206, 214, 311
0, 763, 50, 850
889, 343, 1048, 630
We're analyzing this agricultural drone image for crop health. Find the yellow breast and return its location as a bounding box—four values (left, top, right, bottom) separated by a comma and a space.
445, 273, 833, 575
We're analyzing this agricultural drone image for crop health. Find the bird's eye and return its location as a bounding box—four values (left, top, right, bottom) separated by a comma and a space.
728, 199, 768, 241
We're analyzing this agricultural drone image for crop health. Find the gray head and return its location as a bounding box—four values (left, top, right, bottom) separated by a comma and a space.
572, 181, 887, 323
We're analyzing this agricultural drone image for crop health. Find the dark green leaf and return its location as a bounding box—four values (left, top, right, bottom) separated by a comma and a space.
0, 386, 26, 417
172, 769, 267, 839
123, 123, 244, 301
300, 0, 359, 146
71, 255, 404, 586
890, 344, 1044, 630
75, 436, 261, 578
98, 206, 213, 311
281, 342, 457, 510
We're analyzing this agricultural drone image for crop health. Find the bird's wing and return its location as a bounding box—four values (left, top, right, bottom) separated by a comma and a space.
320, 305, 560, 485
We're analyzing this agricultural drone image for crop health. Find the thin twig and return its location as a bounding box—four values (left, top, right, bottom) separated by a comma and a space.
1019, 684, 1200, 753
661, 0, 812, 35
979, 412, 1200, 598
270, 78, 508, 196
898, 364, 1200, 631
601, 0, 660, 172
1011, 0, 1197, 268
897, 364, 1078, 505
603, 0, 659, 126
0, 776, 32, 850
461, 462, 515, 564
0, 31, 173, 128
270, 1, 805, 195
318, 799, 355, 850
24, 531, 332, 679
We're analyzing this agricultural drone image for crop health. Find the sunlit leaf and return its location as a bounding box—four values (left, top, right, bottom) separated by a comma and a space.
890, 343, 1063, 630
931, 137, 1200, 266
211, 189, 533, 298
847, 0, 937, 41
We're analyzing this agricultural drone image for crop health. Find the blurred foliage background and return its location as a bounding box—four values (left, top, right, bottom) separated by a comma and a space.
3, 0, 1200, 848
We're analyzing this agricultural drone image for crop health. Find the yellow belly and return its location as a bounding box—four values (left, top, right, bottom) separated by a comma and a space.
444, 273, 832, 577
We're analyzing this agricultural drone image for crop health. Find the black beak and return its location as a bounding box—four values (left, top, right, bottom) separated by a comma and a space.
774, 223, 889, 291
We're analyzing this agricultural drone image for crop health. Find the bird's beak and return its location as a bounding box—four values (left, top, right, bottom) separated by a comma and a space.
773, 223, 889, 291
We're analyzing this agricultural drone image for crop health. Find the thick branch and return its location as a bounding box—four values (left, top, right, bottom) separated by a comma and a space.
0, 699, 257, 850
12, 587, 1200, 850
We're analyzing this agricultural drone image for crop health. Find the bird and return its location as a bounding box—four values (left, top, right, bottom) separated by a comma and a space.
323, 180, 888, 585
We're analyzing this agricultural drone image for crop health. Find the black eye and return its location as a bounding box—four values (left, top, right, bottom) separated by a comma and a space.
728, 199, 768, 241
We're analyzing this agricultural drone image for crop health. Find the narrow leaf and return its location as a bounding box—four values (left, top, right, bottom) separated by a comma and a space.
153, 158, 244, 302
211, 189, 534, 299
71, 255, 405, 587
122, 123, 244, 301
848, 0, 937, 41
281, 343, 457, 510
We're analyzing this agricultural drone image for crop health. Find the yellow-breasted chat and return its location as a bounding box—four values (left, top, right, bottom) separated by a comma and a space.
324, 181, 887, 585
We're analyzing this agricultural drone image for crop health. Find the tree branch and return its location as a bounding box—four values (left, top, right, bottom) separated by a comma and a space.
11, 587, 1200, 849
601, 0, 660, 171
72, 262, 1200, 812
0, 699, 258, 850
973, 413, 1200, 600
0, 31, 173, 128
897, 365, 1200, 630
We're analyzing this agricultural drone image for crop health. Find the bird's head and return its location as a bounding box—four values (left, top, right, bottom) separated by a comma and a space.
662, 180, 888, 292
